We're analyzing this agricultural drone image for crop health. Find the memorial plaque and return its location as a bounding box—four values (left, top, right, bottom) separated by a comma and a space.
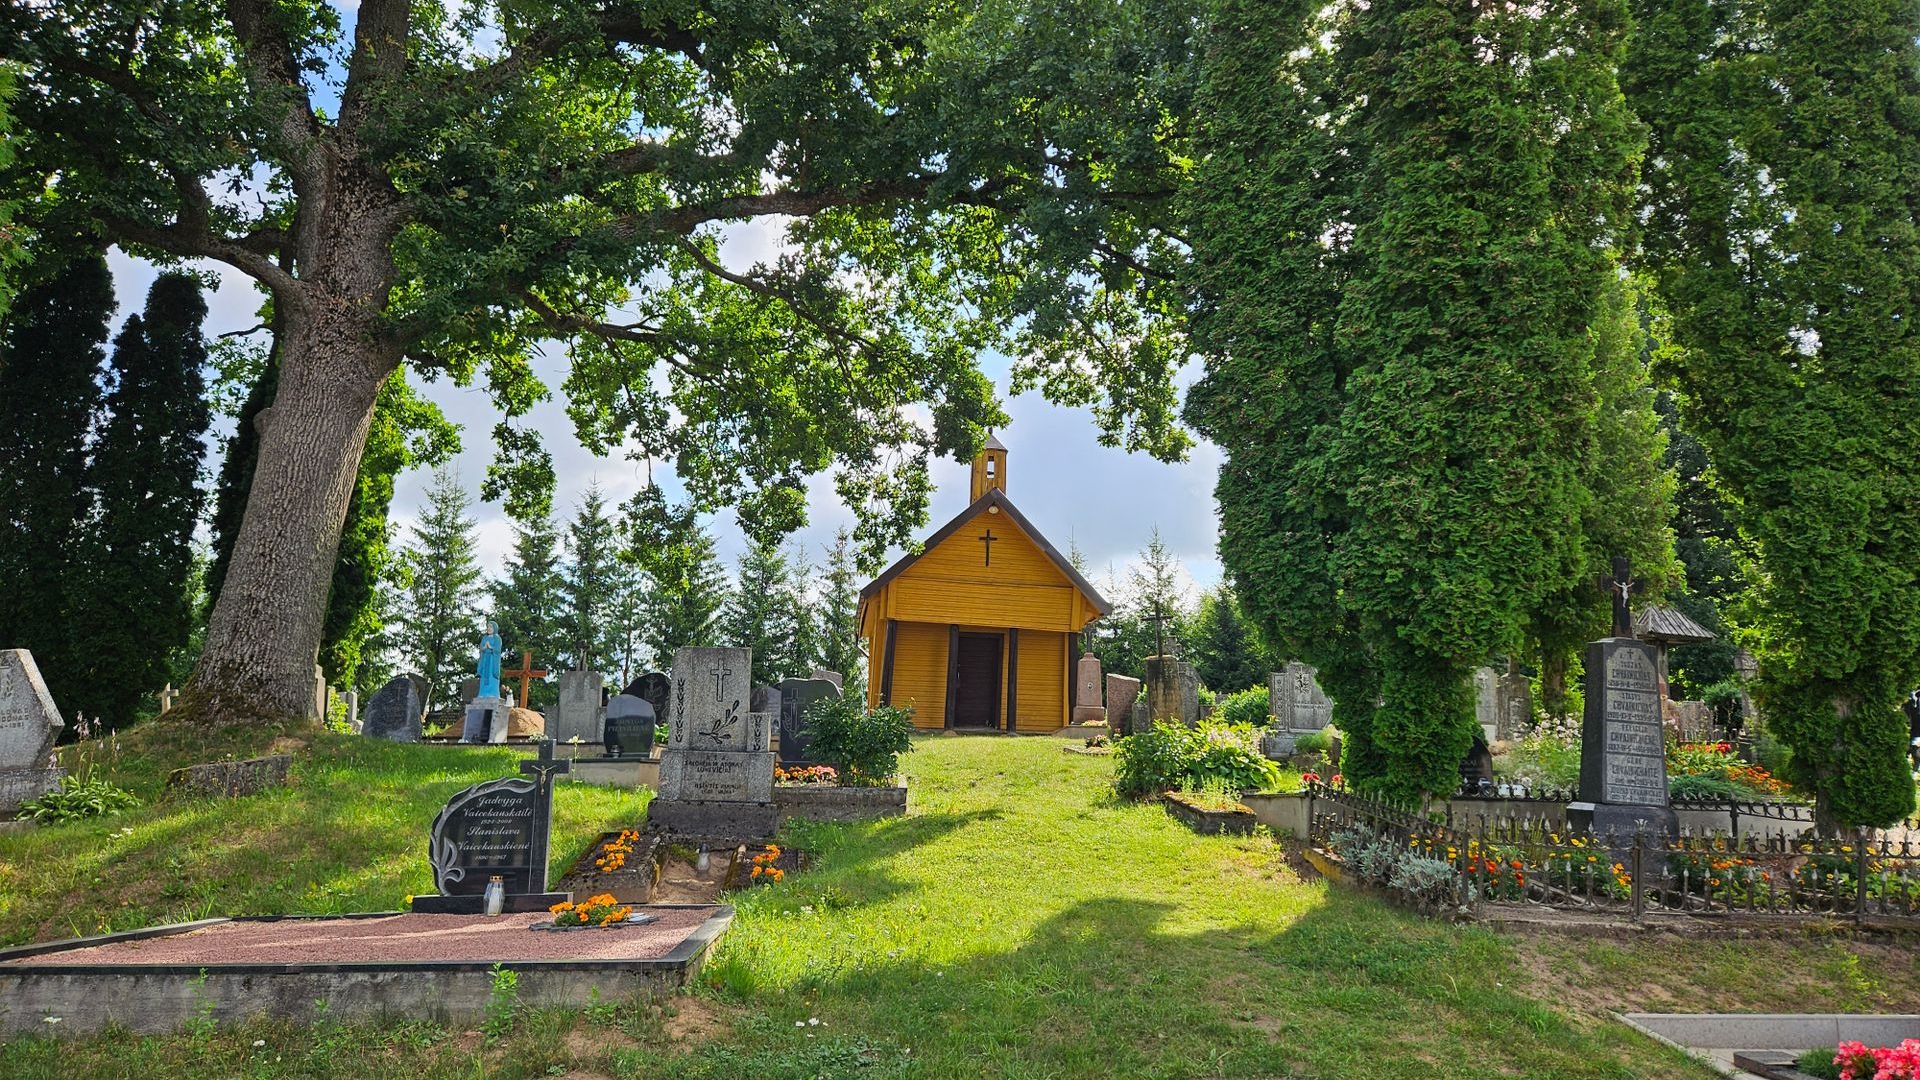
658, 749, 776, 802
775, 677, 841, 763
603, 695, 656, 758
428, 777, 541, 895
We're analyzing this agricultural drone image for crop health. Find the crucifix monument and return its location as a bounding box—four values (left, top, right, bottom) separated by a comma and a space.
1568, 557, 1676, 838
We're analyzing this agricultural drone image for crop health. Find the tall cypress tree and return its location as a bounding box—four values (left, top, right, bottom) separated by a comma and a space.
395, 468, 484, 698
67, 274, 211, 727
1627, 0, 1920, 829
1188, 0, 1643, 799
622, 487, 726, 668
0, 250, 113, 708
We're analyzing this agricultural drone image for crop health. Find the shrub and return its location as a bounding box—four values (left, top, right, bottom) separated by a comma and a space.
1293, 729, 1331, 756
1113, 720, 1282, 798
801, 696, 914, 786
1217, 686, 1268, 728
20, 774, 140, 824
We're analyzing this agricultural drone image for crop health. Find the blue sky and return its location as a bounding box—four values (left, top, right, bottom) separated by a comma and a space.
104, 247, 1226, 603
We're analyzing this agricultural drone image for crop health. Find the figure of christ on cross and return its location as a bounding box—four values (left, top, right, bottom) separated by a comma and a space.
1596, 556, 1644, 639
501, 650, 549, 708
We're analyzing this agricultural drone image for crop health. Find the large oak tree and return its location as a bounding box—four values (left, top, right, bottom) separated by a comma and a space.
3, 0, 1193, 726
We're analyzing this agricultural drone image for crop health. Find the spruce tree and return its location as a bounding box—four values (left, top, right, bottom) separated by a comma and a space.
622, 487, 726, 668
490, 514, 566, 708
67, 273, 212, 727
1627, 0, 1920, 828
561, 485, 620, 677
0, 249, 113, 709
817, 530, 867, 691
1189, 584, 1270, 696
395, 468, 485, 698
1188, 0, 1643, 799
722, 539, 803, 685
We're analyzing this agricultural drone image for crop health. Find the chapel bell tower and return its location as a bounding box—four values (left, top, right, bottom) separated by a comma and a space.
969, 433, 1009, 501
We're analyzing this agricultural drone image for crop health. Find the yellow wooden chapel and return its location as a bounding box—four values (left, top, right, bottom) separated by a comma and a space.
858, 436, 1109, 732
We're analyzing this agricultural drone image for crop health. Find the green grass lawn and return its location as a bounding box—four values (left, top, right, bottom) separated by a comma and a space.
2, 732, 1915, 1078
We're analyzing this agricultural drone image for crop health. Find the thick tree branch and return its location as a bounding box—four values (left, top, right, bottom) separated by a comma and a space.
339, 0, 413, 134
223, 0, 326, 185
97, 210, 302, 299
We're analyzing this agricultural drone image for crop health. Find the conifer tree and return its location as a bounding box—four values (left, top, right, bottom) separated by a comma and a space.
561, 486, 620, 677
817, 530, 867, 692
1188, 0, 1643, 799
623, 487, 727, 668
1627, 0, 1920, 828
491, 514, 566, 708
1188, 584, 1270, 696
395, 468, 484, 698
0, 249, 113, 708
722, 539, 804, 685
67, 273, 211, 727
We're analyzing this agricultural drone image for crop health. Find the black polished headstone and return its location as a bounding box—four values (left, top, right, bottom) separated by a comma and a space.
1569, 637, 1677, 836
362, 674, 426, 742
625, 672, 671, 729
604, 695, 657, 758
775, 677, 841, 764
415, 741, 570, 913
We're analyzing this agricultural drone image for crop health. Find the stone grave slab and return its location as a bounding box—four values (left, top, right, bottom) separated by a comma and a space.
1105, 674, 1142, 736
1570, 637, 1676, 836
1269, 662, 1333, 732
414, 741, 570, 913
603, 695, 657, 758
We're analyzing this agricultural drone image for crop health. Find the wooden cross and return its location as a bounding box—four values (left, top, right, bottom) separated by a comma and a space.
979, 529, 998, 566
1145, 601, 1177, 660
502, 650, 549, 707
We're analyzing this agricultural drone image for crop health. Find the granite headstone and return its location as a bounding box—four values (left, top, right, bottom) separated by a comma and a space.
603, 695, 656, 758
1269, 662, 1333, 732
0, 650, 66, 812
1071, 654, 1107, 725
809, 668, 845, 691
1145, 655, 1200, 726
415, 740, 571, 913
1105, 674, 1142, 736
362, 674, 427, 742
775, 677, 841, 764
650, 646, 777, 842
1569, 637, 1676, 836
550, 670, 606, 745
626, 672, 672, 730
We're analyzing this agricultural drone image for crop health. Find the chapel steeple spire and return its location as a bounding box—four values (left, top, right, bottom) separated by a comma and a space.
969, 432, 1008, 501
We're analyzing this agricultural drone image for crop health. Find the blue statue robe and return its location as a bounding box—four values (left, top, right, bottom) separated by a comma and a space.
477, 630, 503, 699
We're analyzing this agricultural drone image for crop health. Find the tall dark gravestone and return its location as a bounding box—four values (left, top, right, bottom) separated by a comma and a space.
775, 677, 841, 764
626, 672, 672, 731
1568, 559, 1677, 837
413, 740, 571, 913
362, 674, 427, 742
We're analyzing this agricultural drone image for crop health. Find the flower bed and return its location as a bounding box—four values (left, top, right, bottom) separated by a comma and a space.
775, 764, 839, 786
1162, 790, 1258, 836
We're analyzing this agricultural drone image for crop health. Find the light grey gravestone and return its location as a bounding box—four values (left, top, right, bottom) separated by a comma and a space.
1269, 662, 1333, 732
1071, 654, 1107, 725
1105, 674, 1142, 736
362, 674, 427, 742
650, 646, 777, 842
0, 650, 66, 812
550, 669, 606, 746
1496, 669, 1532, 741
750, 684, 782, 728
1472, 666, 1501, 744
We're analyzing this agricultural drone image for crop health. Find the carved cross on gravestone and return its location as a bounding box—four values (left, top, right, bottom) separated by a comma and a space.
979, 528, 998, 566
711, 664, 730, 700
1596, 556, 1644, 639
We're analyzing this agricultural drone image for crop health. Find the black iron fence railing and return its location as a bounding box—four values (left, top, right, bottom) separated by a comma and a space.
1307, 783, 1920, 925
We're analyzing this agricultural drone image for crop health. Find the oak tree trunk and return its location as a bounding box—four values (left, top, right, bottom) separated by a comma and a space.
183, 152, 406, 726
